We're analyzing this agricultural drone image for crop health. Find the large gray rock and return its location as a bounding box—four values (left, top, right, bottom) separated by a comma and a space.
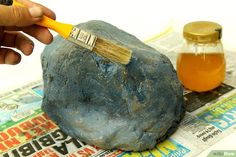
41, 20, 185, 151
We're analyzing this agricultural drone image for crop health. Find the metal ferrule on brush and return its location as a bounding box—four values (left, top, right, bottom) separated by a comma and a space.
69, 27, 97, 51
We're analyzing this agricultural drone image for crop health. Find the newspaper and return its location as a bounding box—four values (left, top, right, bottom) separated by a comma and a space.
1, 26, 236, 157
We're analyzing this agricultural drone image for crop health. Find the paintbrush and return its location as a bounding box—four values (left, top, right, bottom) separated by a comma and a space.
0, 0, 132, 65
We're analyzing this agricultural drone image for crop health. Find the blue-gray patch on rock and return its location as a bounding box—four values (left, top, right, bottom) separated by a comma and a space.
41, 20, 185, 151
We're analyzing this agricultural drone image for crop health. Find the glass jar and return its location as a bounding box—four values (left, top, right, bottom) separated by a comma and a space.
177, 21, 226, 92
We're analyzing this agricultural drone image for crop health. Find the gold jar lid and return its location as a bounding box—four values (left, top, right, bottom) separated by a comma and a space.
183, 21, 222, 43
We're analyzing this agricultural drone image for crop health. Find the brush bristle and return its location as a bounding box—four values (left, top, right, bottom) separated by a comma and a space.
93, 38, 132, 65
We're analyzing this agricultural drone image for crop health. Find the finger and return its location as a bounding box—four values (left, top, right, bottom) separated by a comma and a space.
0, 5, 43, 26
0, 48, 21, 65
5, 25, 54, 44
17, 0, 56, 20
22, 25, 53, 44
1, 31, 34, 56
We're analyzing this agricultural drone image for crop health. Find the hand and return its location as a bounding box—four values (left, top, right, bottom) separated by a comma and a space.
0, 0, 56, 65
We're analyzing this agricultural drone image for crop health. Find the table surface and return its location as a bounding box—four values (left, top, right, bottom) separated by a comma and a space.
0, 0, 236, 156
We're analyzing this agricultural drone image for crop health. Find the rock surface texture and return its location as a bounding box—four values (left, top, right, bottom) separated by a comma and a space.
41, 20, 185, 151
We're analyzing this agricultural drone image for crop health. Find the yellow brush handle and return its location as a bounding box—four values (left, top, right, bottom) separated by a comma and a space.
13, 0, 73, 39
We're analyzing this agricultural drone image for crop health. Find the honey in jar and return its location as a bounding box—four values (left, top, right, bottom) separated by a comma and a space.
177, 21, 226, 92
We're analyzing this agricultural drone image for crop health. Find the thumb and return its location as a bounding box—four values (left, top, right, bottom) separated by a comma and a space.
0, 5, 43, 27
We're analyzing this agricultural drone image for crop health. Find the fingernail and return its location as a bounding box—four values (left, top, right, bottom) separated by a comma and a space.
24, 43, 34, 56
29, 7, 43, 18
5, 52, 21, 65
